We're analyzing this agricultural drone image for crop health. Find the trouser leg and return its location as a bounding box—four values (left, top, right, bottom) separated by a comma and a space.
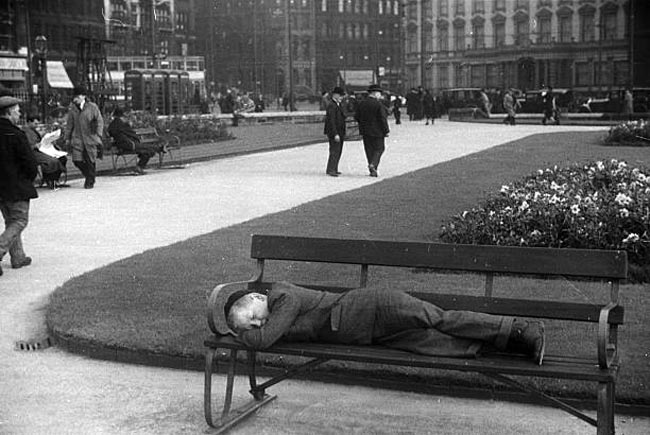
369, 137, 385, 169
137, 152, 154, 169
0, 200, 29, 262
372, 290, 513, 355
326, 137, 343, 173
362, 137, 374, 165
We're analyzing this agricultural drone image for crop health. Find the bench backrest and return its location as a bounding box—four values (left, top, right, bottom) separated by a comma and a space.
249, 235, 627, 324
134, 127, 161, 146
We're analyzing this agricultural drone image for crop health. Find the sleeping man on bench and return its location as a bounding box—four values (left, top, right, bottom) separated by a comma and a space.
212, 281, 546, 365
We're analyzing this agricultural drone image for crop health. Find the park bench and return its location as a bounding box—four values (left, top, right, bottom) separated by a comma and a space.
205, 234, 627, 434
108, 127, 181, 172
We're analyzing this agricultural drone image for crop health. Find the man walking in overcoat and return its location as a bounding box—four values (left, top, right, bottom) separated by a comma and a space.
0, 96, 38, 276
323, 86, 347, 177
64, 86, 104, 189
355, 84, 389, 177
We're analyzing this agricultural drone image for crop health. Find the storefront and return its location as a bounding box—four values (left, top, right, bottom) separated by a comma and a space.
0, 56, 28, 90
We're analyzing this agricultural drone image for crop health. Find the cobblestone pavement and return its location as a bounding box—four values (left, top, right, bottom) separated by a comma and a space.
1, 119, 648, 434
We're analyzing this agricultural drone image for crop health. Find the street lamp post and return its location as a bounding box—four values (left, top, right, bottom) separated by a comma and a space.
34, 35, 48, 122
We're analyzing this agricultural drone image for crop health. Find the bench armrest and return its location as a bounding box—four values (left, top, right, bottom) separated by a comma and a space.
597, 302, 619, 369
206, 280, 254, 334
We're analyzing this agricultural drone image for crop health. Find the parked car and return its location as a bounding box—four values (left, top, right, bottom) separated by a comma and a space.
518, 88, 574, 113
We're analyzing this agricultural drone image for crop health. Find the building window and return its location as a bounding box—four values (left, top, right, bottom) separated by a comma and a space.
454, 22, 465, 50
438, 25, 449, 51
423, 0, 433, 20
494, 0, 505, 12
514, 15, 529, 45
439, 0, 449, 16
575, 62, 591, 86
407, 29, 418, 54
538, 15, 551, 43
472, 0, 484, 14
455, 0, 465, 16
614, 60, 629, 84
471, 64, 484, 87
602, 9, 617, 40
486, 64, 498, 87
472, 22, 485, 48
454, 63, 464, 86
558, 14, 572, 43
423, 27, 433, 52
579, 10, 595, 42
515, 0, 528, 11
408, 0, 417, 20
439, 64, 449, 88
493, 19, 505, 47
339, 0, 344, 13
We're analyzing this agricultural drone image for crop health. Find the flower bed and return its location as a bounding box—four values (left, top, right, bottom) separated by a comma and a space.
439, 159, 650, 282
104, 111, 233, 146
603, 119, 650, 146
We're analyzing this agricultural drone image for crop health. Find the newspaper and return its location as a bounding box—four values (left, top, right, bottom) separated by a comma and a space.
37, 130, 67, 158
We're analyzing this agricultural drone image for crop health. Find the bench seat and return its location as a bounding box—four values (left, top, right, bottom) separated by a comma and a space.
108, 126, 182, 172
204, 235, 627, 434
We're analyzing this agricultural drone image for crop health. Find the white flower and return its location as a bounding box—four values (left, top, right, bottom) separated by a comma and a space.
622, 233, 640, 244
570, 204, 580, 215
500, 185, 510, 193
462, 211, 468, 218
518, 201, 530, 212
530, 230, 542, 238
537, 169, 544, 175
618, 161, 627, 169
615, 193, 633, 206
533, 191, 541, 201
596, 161, 605, 171
549, 194, 561, 205
619, 208, 630, 218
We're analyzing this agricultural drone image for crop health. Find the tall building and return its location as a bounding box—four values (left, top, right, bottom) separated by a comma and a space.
405, 0, 634, 93
201, 0, 403, 98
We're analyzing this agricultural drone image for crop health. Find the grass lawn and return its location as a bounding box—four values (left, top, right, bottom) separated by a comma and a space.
47, 130, 650, 405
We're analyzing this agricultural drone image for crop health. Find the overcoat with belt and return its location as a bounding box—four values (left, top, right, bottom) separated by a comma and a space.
64, 101, 104, 162
236, 282, 510, 357
0, 118, 38, 202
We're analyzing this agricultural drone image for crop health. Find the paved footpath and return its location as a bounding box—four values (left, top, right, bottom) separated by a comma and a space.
1, 120, 648, 434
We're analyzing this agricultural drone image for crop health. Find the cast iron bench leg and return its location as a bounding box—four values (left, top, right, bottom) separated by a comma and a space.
204, 347, 276, 433
597, 381, 615, 435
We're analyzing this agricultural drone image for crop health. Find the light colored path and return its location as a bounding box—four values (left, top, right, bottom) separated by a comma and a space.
2, 120, 647, 434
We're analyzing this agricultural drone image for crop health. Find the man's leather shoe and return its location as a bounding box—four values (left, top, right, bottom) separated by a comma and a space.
0, 263, 3, 276
326, 172, 339, 177
11, 256, 32, 269
508, 320, 545, 365
368, 165, 378, 177
336, 171, 342, 175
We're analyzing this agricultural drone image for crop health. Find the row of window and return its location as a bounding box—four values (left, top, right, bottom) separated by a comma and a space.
424, 58, 629, 89
408, 8, 621, 54
319, 22, 400, 40
409, 0, 600, 19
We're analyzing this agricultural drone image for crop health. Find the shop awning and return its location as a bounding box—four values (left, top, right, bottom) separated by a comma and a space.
339, 70, 374, 86
0, 57, 28, 81
46, 61, 73, 89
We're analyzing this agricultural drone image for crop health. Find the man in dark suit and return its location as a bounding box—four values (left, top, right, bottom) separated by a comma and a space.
212, 281, 546, 365
323, 87, 347, 177
0, 96, 38, 276
355, 84, 389, 177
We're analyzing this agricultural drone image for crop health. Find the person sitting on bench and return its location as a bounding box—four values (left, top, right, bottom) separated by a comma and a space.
107, 107, 156, 175
212, 281, 546, 365
22, 115, 67, 189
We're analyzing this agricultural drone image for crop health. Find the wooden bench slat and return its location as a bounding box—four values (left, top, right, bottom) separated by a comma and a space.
409, 292, 625, 324
251, 235, 628, 280
203, 336, 617, 382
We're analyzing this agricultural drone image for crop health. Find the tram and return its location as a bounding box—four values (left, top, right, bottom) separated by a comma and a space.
124, 69, 191, 115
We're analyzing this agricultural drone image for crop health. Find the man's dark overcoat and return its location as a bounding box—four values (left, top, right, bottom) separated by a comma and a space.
0, 118, 38, 201
354, 97, 389, 138
323, 100, 346, 138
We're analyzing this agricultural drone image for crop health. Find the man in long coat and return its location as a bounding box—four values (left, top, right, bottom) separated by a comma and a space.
64, 86, 104, 189
0, 96, 38, 276
323, 86, 347, 177
354, 84, 390, 177
212, 281, 545, 364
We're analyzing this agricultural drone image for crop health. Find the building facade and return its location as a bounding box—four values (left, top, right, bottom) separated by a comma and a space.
202, 0, 403, 98
405, 0, 634, 94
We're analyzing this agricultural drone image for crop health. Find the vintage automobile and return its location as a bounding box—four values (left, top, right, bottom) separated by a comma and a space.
518, 88, 574, 113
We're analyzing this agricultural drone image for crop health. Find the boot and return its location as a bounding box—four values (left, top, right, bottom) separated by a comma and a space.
507, 319, 545, 365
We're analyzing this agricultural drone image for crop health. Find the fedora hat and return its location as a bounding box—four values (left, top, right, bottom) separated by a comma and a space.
0, 96, 22, 110
331, 86, 345, 95
208, 284, 256, 335
367, 84, 383, 93
72, 85, 87, 96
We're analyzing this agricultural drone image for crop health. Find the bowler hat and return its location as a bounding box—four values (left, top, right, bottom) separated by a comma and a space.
367, 84, 383, 93
72, 85, 87, 96
208, 284, 255, 335
0, 96, 22, 110
331, 86, 345, 95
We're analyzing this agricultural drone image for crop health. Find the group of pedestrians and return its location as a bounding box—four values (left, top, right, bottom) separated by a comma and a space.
405, 87, 440, 124
323, 84, 390, 178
